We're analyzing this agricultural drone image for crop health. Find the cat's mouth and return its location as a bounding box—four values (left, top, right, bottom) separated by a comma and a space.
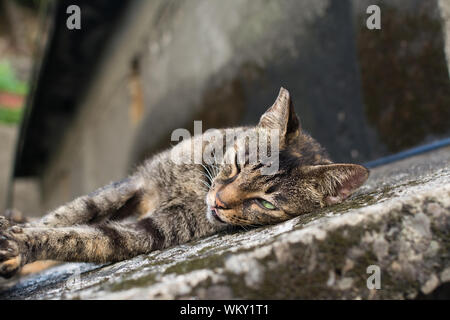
209, 207, 225, 224
206, 190, 229, 225
206, 180, 243, 226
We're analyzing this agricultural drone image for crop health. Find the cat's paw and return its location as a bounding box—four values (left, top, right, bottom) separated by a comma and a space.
0, 216, 9, 232
0, 227, 26, 278
0, 216, 11, 231
1, 209, 28, 232
3, 208, 28, 225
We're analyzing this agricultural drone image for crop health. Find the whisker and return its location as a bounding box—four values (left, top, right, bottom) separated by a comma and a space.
200, 164, 214, 182
199, 180, 211, 190
212, 164, 220, 177
193, 168, 212, 184
209, 165, 218, 179
203, 172, 212, 183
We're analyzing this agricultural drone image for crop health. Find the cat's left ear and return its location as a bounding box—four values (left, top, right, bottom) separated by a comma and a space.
304, 164, 369, 205
258, 87, 300, 147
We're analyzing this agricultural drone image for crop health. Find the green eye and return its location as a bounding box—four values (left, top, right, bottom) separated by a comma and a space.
258, 199, 276, 210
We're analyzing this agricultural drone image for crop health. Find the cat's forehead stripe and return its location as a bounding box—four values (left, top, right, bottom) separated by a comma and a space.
265, 185, 280, 194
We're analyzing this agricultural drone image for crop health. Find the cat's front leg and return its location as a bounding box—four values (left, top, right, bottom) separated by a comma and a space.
32, 177, 144, 228
0, 220, 165, 278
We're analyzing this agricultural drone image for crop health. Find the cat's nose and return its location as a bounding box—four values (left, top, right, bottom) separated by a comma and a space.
215, 194, 229, 209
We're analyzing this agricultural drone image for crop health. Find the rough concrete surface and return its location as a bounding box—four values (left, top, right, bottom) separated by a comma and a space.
0, 147, 449, 299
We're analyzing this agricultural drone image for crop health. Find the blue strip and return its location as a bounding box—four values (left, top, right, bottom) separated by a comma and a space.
363, 137, 450, 168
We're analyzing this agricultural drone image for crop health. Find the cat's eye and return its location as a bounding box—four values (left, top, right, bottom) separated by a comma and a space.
257, 199, 277, 210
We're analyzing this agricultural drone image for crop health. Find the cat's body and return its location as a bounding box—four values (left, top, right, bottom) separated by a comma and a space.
0, 88, 368, 278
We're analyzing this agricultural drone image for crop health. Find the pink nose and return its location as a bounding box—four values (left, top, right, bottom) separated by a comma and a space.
215, 194, 228, 209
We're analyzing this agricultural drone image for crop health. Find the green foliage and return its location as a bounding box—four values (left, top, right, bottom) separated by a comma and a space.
0, 60, 28, 95
0, 107, 23, 124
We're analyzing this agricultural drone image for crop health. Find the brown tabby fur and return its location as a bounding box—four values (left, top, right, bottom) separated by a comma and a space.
0, 88, 368, 278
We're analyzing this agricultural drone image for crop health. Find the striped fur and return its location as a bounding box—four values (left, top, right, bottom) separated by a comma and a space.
0, 88, 368, 278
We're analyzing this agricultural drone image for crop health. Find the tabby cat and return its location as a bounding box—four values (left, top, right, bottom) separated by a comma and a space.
0, 88, 368, 278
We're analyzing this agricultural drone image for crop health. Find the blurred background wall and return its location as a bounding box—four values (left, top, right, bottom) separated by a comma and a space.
1, 0, 449, 215
0, 0, 42, 215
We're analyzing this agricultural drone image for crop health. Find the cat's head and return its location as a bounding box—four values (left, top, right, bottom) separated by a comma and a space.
205, 87, 369, 226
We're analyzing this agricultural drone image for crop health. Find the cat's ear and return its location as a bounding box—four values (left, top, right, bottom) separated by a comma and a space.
304, 164, 369, 205
258, 87, 300, 147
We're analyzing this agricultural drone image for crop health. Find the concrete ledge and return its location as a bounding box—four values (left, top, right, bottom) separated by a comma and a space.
0, 147, 449, 299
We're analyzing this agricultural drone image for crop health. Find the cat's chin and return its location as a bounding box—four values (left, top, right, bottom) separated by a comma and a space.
206, 207, 227, 226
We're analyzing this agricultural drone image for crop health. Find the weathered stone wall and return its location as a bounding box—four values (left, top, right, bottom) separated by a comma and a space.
1, 145, 448, 299
353, 0, 450, 154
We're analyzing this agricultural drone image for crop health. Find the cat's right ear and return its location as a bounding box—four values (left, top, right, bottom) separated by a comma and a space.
258, 87, 300, 147
303, 164, 369, 206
